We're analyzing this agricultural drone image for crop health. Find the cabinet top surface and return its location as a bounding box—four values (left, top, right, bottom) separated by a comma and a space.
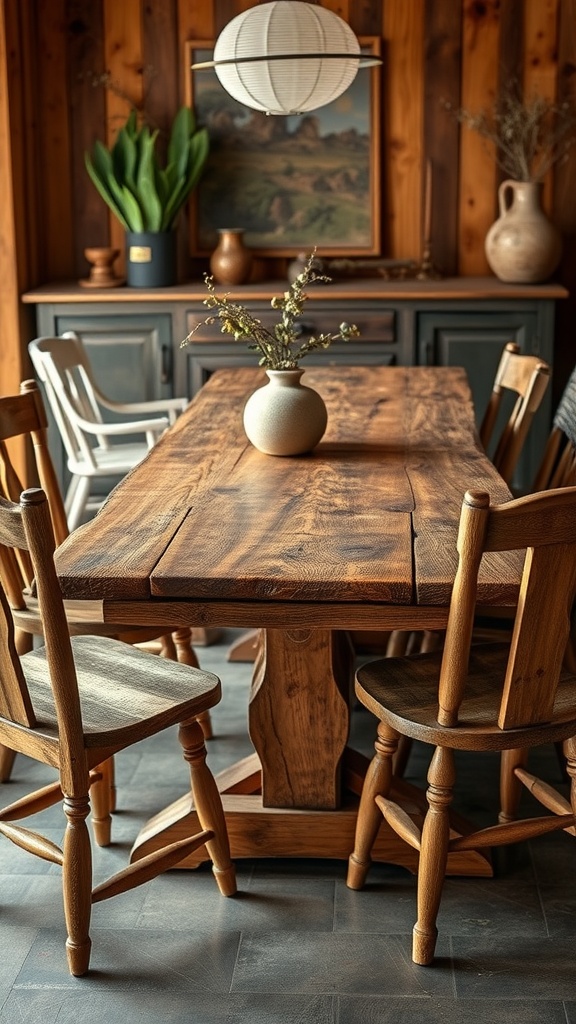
21, 276, 569, 304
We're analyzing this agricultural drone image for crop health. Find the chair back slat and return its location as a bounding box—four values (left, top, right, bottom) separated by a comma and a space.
0, 499, 36, 726
439, 487, 576, 732
0, 385, 70, 585
501, 542, 576, 727
479, 342, 550, 486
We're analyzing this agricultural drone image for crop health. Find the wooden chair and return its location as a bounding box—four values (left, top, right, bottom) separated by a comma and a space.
0, 380, 211, 785
347, 486, 576, 966
28, 332, 188, 531
0, 485, 236, 975
478, 340, 550, 487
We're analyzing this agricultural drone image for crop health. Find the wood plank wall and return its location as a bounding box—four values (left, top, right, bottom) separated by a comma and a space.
2, 0, 576, 401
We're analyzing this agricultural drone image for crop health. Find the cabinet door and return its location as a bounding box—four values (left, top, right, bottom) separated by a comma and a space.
54, 314, 174, 406
418, 311, 549, 492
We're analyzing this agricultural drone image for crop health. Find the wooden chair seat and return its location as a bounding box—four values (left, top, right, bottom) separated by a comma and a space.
356, 641, 576, 749
0, 487, 236, 976
20, 635, 220, 748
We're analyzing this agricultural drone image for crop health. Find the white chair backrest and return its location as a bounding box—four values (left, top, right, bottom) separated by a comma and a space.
29, 334, 107, 470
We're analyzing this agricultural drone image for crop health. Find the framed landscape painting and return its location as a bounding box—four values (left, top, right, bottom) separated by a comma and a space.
185, 38, 382, 257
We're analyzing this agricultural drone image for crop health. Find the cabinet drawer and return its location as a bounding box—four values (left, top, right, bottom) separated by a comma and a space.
185, 306, 395, 344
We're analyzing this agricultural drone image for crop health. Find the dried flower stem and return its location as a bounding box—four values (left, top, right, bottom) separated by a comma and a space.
444, 84, 576, 182
182, 251, 359, 370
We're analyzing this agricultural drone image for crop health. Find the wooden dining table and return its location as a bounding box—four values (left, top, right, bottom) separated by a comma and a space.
55, 365, 520, 876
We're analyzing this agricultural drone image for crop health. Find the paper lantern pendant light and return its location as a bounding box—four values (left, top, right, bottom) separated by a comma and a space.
192, 1, 380, 116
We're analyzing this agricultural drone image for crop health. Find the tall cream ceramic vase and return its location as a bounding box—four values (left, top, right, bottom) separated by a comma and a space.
485, 180, 562, 283
243, 369, 328, 456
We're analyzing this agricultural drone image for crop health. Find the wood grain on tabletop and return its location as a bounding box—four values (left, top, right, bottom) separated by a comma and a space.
55, 365, 514, 607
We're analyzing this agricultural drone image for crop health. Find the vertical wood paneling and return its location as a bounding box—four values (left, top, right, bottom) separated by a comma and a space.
0, 0, 36, 478
142, 0, 178, 140
67, 0, 108, 273
215, 0, 253, 35
348, 0, 381, 36
36, 0, 73, 280
423, 0, 462, 276
102, 0, 144, 268
382, 0, 425, 260
178, 0, 215, 91
552, 0, 576, 406
458, 0, 501, 275
498, 0, 524, 92
523, 0, 560, 211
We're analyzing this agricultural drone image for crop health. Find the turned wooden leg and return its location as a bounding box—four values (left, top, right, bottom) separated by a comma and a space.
412, 746, 455, 966
386, 630, 410, 657
178, 717, 236, 896
499, 748, 528, 823
392, 736, 413, 778
347, 722, 398, 890
419, 630, 444, 654
172, 628, 213, 741
159, 633, 177, 660
62, 793, 93, 976
89, 762, 113, 846
0, 746, 16, 782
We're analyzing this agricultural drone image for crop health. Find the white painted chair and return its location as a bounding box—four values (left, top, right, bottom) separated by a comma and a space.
28, 333, 188, 530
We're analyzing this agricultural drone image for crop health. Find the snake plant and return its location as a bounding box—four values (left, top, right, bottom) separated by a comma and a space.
85, 107, 209, 232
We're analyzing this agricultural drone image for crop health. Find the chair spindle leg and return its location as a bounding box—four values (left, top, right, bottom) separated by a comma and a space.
178, 717, 236, 896
413, 746, 455, 966
62, 794, 93, 976
347, 722, 398, 890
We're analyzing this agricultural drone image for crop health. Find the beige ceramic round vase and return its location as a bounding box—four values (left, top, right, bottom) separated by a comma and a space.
485, 179, 562, 283
209, 228, 253, 285
242, 369, 328, 456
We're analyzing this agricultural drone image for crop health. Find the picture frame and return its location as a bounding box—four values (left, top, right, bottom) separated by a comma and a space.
184, 38, 382, 257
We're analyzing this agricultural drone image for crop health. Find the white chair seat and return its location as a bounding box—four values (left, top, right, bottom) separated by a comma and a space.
69, 440, 151, 477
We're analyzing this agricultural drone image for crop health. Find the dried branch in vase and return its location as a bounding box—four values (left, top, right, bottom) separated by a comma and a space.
444, 83, 576, 182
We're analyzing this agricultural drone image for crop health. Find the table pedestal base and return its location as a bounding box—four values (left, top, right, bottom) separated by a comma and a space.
129, 749, 492, 877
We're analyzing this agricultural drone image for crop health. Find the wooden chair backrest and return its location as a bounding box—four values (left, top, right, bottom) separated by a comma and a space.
438, 486, 576, 731
28, 334, 108, 465
0, 382, 70, 615
533, 364, 576, 491
479, 342, 550, 485
0, 489, 84, 766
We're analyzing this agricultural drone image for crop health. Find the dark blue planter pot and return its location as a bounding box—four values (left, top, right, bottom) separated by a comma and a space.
126, 231, 176, 287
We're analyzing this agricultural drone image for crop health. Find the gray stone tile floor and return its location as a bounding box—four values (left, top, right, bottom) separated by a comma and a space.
0, 628, 574, 1022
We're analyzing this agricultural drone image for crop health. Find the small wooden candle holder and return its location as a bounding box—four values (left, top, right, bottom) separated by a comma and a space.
80, 247, 124, 288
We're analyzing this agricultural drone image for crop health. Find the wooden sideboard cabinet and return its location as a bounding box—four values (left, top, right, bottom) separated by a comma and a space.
22, 276, 567, 492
